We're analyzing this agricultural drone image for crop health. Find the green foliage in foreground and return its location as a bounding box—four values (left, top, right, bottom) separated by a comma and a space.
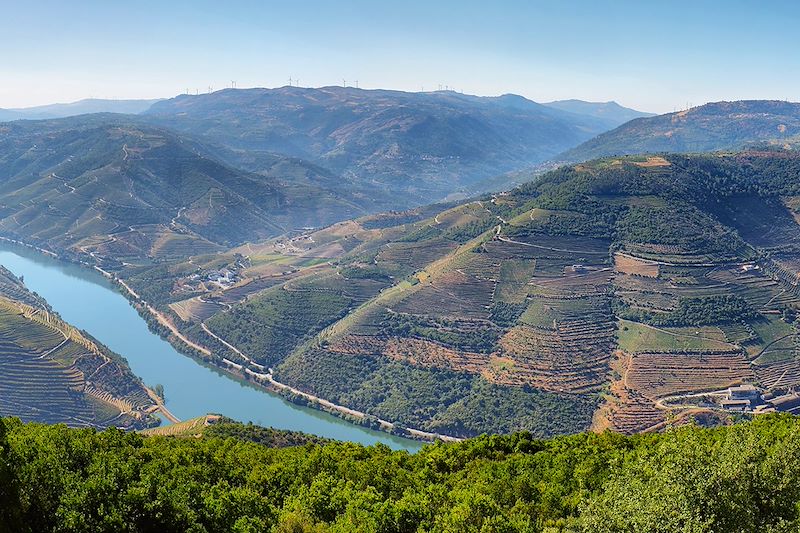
3, 415, 800, 532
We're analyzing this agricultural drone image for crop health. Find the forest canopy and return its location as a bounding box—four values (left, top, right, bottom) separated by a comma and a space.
2, 414, 800, 532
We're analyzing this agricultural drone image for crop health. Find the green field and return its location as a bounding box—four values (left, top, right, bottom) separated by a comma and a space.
617, 319, 738, 353
750, 315, 797, 363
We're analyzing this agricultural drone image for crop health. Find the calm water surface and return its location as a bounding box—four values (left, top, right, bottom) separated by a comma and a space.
0, 242, 421, 451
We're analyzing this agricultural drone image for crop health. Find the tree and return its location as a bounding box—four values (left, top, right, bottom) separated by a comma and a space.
0, 419, 21, 531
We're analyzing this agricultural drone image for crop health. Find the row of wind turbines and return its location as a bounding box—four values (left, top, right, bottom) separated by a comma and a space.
185, 79, 462, 95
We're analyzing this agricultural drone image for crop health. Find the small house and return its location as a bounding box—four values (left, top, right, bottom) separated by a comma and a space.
720, 399, 750, 412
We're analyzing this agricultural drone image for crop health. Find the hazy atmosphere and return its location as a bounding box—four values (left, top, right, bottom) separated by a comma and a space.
3, 0, 800, 111
6, 2, 800, 531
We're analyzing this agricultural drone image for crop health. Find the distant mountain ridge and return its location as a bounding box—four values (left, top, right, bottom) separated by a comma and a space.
559, 100, 800, 162
0, 89, 654, 259
542, 99, 654, 125
142, 86, 631, 204
0, 90, 653, 210
0, 98, 161, 121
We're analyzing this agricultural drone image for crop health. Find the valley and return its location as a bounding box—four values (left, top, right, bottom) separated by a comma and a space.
3, 94, 800, 444
0, 88, 656, 442
17, 149, 793, 440
0, 242, 421, 449
5, 3, 800, 530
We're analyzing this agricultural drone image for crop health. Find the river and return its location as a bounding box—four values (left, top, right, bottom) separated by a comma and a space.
0, 242, 421, 451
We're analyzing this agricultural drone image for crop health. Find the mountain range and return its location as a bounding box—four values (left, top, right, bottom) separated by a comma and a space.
0, 88, 652, 261
142, 87, 645, 204
2, 92, 800, 441
543, 99, 654, 124
0, 98, 162, 122
560, 100, 800, 162
0, 115, 380, 261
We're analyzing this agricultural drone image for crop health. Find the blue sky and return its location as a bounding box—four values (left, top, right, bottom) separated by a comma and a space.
2, 0, 799, 112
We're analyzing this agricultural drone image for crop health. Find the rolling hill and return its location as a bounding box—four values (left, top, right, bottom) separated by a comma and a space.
142, 87, 628, 204
0, 265, 156, 428
560, 100, 800, 162
128, 150, 800, 439
0, 115, 382, 263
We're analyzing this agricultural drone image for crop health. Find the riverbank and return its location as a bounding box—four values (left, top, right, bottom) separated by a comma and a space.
53, 247, 457, 443
125, 276, 460, 442
0, 242, 420, 449
0, 236, 182, 426
0, 236, 455, 443
94, 265, 212, 357
201, 323, 461, 442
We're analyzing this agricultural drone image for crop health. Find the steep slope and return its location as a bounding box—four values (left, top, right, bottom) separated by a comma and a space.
143, 87, 619, 204
0, 265, 156, 428
0, 115, 372, 263
560, 100, 800, 162
0, 98, 161, 121
143, 151, 800, 439
543, 99, 654, 126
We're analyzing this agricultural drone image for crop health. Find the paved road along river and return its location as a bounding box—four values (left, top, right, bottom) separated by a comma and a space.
0, 242, 421, 451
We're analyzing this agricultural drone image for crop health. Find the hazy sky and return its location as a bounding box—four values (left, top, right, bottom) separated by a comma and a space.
2, 0, 799, 113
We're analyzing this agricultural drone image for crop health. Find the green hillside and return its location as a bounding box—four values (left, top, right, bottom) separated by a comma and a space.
0, 115, 373, 264
2, 414, 800, 532
135, 151, 800, 439
559, 100, 800, 162
141, 414, 331, 447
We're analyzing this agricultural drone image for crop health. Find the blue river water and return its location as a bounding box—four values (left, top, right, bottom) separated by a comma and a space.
0, 242, 421, 451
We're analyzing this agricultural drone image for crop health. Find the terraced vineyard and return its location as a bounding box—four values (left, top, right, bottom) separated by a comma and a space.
19, 150, 800, 439
603, 262, 797, 433
0, 268, 156, 428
